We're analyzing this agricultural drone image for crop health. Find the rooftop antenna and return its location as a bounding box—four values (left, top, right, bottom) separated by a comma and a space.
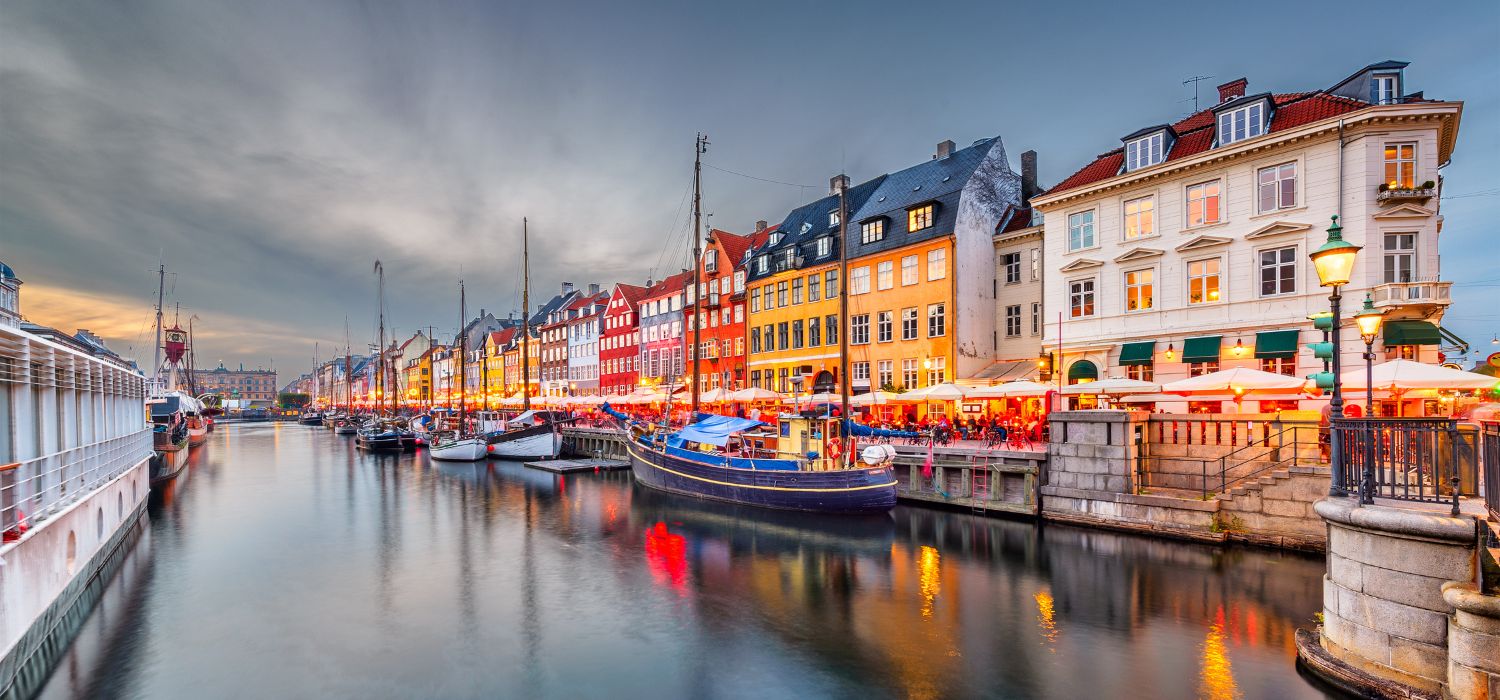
1183, 75, 1215, 112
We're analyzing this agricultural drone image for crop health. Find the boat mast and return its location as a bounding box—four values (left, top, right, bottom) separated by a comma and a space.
344, 318, 352, 412
690, 133, 707, 415
836, 175, 852, 468
374, 260, 386, 415
521, 218, 531, 412
458, 279, 467, 431
151, 264, 165, 387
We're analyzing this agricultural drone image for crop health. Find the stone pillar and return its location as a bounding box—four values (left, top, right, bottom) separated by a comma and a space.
1043, 410, 1147, 496
1310, 497, 1481, 695
1442, 581, 1500, 700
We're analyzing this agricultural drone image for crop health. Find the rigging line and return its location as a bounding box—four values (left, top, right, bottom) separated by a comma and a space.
703, 163, 817, 190
650, 176, 696, 282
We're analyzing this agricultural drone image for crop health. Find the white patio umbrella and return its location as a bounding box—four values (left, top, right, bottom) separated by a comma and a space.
728, 387, 787, 402
1060, 377, 1161, 395
789, 392, 843, 405
697, 387, 734, 403
1161, 367, 1308, 395
1338, 358, 1499, 391
966, 380, 1053, 399
903, 382, 969, 401
850, 391, 898, 406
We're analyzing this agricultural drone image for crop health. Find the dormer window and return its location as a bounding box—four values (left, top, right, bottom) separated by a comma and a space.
1217, 101, 1266, 146
816, 236, 832, 257
907, 205, 933, 233
756, 255, 768, 274
828, 211, 840, 228
1372, 74, 1398, 105
1125, 132, 1165, 171
861, 219, 885, 244
704, 249, 718, 273
768, 231, 783, 246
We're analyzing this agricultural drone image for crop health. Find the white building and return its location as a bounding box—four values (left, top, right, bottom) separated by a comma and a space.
1030, 62, 1463, 413
566, 293, 608, 395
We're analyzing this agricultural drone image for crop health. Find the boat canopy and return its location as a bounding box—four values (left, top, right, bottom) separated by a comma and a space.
507, 410, 543, 426
668, 414, 764, 447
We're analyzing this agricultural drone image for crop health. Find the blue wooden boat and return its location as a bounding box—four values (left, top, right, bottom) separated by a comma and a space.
610, 407, 897, 514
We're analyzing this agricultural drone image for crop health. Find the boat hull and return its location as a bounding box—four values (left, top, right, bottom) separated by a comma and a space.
356, 431, 411, 452
334, 423, 359, 435
624, 437, 897, 514
430, 437, 488, 462
485, 426, 562, 461
149, 445, 190, 486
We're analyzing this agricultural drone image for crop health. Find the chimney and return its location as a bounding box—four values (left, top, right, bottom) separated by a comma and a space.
1217, 78, 1247, 104
829, 174, 849, 195
755, 219, 768, 232
935, 139, 956, 159
1020, 150, 1039, 204
561, 281, 574, 296
587, 283, 600, 296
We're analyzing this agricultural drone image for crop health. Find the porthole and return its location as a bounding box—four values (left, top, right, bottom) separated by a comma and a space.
66, 531, 77, 575
97, 508, 105, 539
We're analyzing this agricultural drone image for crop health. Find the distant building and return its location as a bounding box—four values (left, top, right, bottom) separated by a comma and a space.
196, 362, 278, 402
0, 259, 20, 328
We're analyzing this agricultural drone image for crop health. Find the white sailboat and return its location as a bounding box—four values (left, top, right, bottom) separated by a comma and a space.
431, 280, 487, 462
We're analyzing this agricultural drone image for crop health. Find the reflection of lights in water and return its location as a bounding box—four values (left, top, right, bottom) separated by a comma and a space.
918, 545, 940, 618
1200, 606, 1240, 700
644, 522, 688, 593
1034, 589, 1058, 650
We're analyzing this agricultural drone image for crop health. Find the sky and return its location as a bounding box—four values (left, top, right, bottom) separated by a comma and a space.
3, 0, 1497, 382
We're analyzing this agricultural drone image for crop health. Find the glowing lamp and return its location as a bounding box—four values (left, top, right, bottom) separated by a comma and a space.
1232, 339, 1245, 356
1310, 215, 1360, 288
1165, 343, 1175, 361
1353, 294, 1385, 345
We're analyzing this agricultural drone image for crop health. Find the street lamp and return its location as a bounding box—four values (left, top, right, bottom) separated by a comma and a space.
1309, 215, 1361, 498
1353, 293, 1385, 505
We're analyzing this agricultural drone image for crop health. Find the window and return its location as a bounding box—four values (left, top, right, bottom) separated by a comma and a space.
1257, 162, 1297, 213
1217, 102, 1265, 146
850, 314, 870, 345
778, 367, 789, 393
1372, 75, 1398, 105
927, 249, 946, 281
850, 266, 870, 295
927, 357, 945, 386
791, 278, 803, 305
1123, 196, 1155, 240
852, 361, 870, 383
1031, 302, 1040, 335
750, 289, 761, 313
816, 236, 832, 258
825, 315, 838, 346
869, 261, 891, 291
704, 249, 718, 273
1125, 364, 1153, 381
1259, 246, 1297, 296
901, 359, 919, 389
776, 281, 788, 307
829, 211, 840, 228
1187, 258, 1222, 304
1384, 143, 1416, 189
901, 307, 918, 340
877, 360, 893, 389
1004, 305, 1021, 337
927, 303, 946, 337
1068, 279, 1096, 318
777, 322, 789, 350
1186, 181, 1222, 227
1125, 132, 1164, 171
1068, 211, 1095, 251
1030, 248, 1040, 281
1001, 253, 1021, 284
769, 231, 783, 246
1384, 233, 1415, 283
908, 205, 933, 232
861, 220, 885, 244
901, 255, 918, 286
761, 286, 774, 310
733, 270, 745, 293
825, 270, 839, 297
1124, 269, 1154, 312
808, 317, 820, 346
750, 328, 761, 354
1189, 360, 1220, 377
808, 274, 820, 302
756, 255, 768, 274
877, 311, 893, 342
1260, 357, 1296, 376
791, 320, 804, 349
762, 325, 774, 352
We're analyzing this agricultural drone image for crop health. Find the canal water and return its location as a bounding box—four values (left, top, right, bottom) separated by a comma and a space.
39, 423, 1337, 699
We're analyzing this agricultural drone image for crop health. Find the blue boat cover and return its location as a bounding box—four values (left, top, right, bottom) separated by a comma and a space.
848, 421, 923, 439
668, 414, 764, 447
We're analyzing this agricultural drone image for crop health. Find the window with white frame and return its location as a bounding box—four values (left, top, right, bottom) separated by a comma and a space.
1384, 233, 1415, 283
901, 359, 918, 389
850, 266, 870, 295
1186, 181, 1222, 227
1004, 305, 1021, 337
1068, 210, 1095, 251
927, 357, 945, 386
908, 205, 934, 232
861, 220, 885, 244
852, 361, 869, 383
808, 274, 820, 302
1030, 248, 1040, 281
876, 261, 894, 290
901, 255, 918, 285
808, 316, 819, 346
1257, 162, 1297, 213
927, 248, 946, 281
1125, 132, 1164, 171
1031, 302, 1040, 335
1372, 75, 1398, 105
850, 314, 870, 345
1187, 258, 1221, 304
829, 210, 840, 228
733, 270, 745, 293
877, 360, 893, 388
1260, 357, 1295, 376
816, 236, 832, 257
1384, 143, 1417, 189
1069, 279, 1095, 318
1123, 196, 1155, 240
1217, 102, 1265, 145
1259, 246, 1297, 296
876, 311, 892, 342
1002, 252, 1021, 284
756, 255, 768, 274
1124, 268, 1154, 311
1126, 364, 1153, 381
901, 307, 918, 340
704, 249, 718, 273
1189, 360, 1219, 377
927, 303, 946, 337
777, 281, 788, 306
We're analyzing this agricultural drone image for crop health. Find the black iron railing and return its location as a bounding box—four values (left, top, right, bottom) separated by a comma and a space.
1333, 418, 1465, 515
1481, 421, 1499, 521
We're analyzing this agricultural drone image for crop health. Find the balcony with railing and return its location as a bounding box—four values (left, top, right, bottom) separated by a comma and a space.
2, 429, 152, 539
1369, 276, 1451, 309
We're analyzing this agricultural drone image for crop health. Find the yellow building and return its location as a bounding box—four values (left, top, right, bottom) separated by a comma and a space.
845, 236, 955, 393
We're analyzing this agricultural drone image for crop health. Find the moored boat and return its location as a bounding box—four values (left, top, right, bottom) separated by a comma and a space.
298, 410, 323, 425
484, 410, 565, 460
430, 434, 488, 461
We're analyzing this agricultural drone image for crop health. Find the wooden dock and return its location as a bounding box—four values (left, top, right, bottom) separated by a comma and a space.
523, 458, 631, 474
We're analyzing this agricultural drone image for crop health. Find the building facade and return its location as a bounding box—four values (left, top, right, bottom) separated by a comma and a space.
638, 271, 691, 390
566, 293, 608, 395
195, 363, 279, 402
689, 225, 770, 393
1031, 63, 1462, 412
600, 282, 647, 395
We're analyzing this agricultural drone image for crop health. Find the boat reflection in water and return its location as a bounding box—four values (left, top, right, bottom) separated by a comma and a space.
39, 425, 1336, 699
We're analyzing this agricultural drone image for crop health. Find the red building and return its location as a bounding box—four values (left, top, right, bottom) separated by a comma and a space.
599, 282, 648, 395
689, 224, 773, 393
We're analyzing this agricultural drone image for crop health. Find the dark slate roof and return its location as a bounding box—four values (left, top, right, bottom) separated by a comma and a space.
845, 137, 1004, 259
746, 175, 886, 283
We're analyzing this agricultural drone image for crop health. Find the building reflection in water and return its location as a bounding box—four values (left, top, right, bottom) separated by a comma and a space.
1201, 605, 1241, 700
1034, 587, 1058, 651
917, 545, 940, 619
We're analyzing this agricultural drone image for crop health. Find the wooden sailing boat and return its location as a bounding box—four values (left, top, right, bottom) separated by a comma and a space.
357, 260, 417, 451
485, 218, 565, 460
431, 281, 487, 461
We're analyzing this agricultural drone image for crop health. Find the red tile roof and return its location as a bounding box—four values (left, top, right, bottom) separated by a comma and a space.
710, 225, 777, 267
611, 282, 649, 305
643, 270, 692, 300
1049, 92, 1371, 196
488, 327, 519, 347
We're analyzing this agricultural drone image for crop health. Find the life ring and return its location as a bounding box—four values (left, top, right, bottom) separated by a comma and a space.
826, 436, 843, 465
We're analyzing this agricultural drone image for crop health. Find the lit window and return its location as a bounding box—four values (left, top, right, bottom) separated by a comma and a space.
1123, 196, 1155, 240
927, 303, 946, 337
1384, 143, 1416, 189
907, 205, 933, 232
1260, 357, 1296, 376
1067, 211, 1095, 251
1125, 132, 1165, 170
876, 261, 894, 290
1069, 279, 1095, 318
927, 357, 945, 386
1384, 233, 1415, 284
1259, 246, 1297, 297
1185, 181, 1221, 226
861, 220, 885, 244
850, 314, 870, 345
927, 248, 946, 281
901, 255, 918, 286
901, 307, 918, 340
850, 266, 870, 295
1189, 360, 1220, 377
1126, 364, 1153, 381
1124, 269, 1154, 311
1216, 102, 1265, 146
1187, 258, 1221, 305
1257, 162, 1297, 213
1372, 75, 1398, 105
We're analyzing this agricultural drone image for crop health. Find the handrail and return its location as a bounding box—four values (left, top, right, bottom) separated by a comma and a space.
1215, 425, 1319, 494
1, 429, 152, 538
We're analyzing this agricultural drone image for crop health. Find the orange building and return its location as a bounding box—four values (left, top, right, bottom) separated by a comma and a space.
688, 224, 772, 393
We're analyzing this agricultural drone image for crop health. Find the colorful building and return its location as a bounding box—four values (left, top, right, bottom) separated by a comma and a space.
639, 271, 692, 390
566, 292, 609, 395
600, 282, 648, 395
688, 224, 772, 393
194, 362, 279, 402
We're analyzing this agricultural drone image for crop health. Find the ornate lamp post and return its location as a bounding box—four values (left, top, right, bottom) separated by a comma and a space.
1309, 215, 1361, 497
1352, 293, 1385, 505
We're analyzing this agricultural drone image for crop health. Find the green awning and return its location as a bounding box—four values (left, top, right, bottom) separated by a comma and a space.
1253, 330, 1300, 359
1067, 360, 1098, 383
1182, 336, 1222, 362
1438, 326, 1469, 353
1118, 341, 1155, 365
1383, 320, 1441, 346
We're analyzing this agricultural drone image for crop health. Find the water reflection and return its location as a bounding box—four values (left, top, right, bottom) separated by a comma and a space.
41, 424, 1334, 699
